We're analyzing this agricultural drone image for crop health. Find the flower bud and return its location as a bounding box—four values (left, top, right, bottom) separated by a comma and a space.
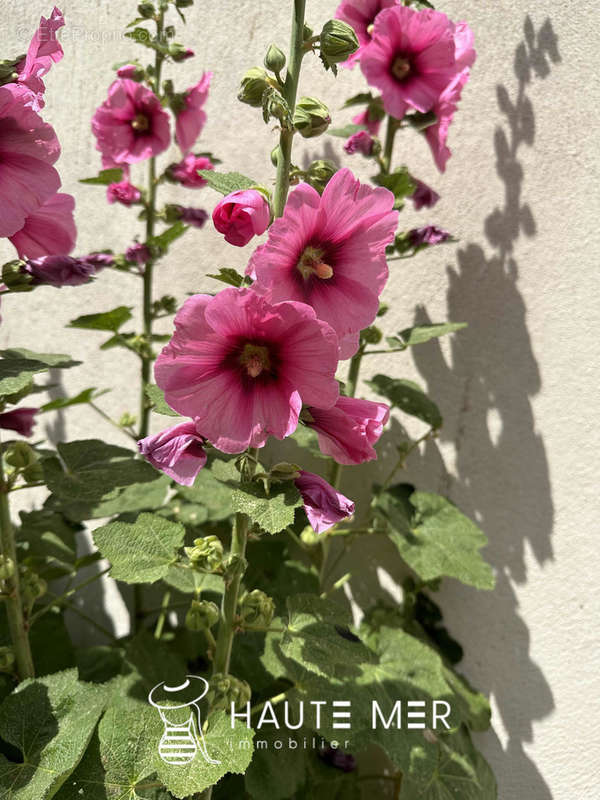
116, 64, 145, 81
239, 590, 275, 629
238, 67, 271, 107
361, 325, 383, 345
264, 44, 286, 74
305, 159, 337, 192
0, 647, 15, 673
223, 553, 248, 586
2, 260, 32, 292
169, 43, 192, 62
137, 1, 155, 19
270, 462, 301, 482
20, 567, 47, 611
300, 525, 320, 546
208, 673, 252, 711
0, 555, 15, 581
185, 599, 220, 631
319, 20, 359, 68
4, 441, 37, 469
293, 97, 331, 138
176, 0, 194, 7
262, 88, 291, 126
270, 146, 280, 167
185, 535, 224, 572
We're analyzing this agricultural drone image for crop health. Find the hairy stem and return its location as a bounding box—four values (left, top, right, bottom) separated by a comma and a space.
0, 436, 34, 679
382, 114, 399, 175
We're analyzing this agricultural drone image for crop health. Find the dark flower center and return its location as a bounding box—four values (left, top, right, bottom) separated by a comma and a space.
391, 56, 412, 82
239, 343, 272, 378
131, 112, 150, 132
297, 245, 334, 281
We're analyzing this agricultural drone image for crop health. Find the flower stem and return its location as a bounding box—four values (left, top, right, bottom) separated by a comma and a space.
0, 436, 34, 680
272, 0, 306, 218
382, 114, 399, 174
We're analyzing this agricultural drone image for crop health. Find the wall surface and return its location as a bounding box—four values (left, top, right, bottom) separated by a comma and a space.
1, 1, 598, 798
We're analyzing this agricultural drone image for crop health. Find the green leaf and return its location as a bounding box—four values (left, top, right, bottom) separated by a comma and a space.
89, 474, 171, 518
0, 349, 80, 398
327, 123, 365, 138
368, 374, 443, 429
17, 509, 80, 579
396, 322, 468, 348
206, 267, 245, 287
41, 387, 108, 412
373, 485, 495, 589
148, 221, 187, 253
177, 460, 237, 521
93, 512, 185, 584
232, 480, 302, 534
68, 306, 133, 333
145, 383, 180, 416
341, 91, 375, 108
198, 170, 257, 195
373, 167, 416, 209
0, 669, 107, 800
29, 611, 76, 676
79, 167, 123, 185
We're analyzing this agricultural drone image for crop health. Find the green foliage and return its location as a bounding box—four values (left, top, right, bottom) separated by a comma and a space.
145, 383, 179, 416
41, 388, 108, 413
327, 123, 365, 138
368, 374, 443, 429
198, 170, 258, 195
0, 349, 80, 399
68, 307, 133, 332
79, 168, 124, 185
206, 267, 245, 287
373, 167, 416, 209
148, 221, 188, 254
386, 322, 468, 350
232, 480, 302, 535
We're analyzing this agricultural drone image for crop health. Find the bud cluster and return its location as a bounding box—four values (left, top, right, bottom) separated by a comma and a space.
184, 535, 224, 572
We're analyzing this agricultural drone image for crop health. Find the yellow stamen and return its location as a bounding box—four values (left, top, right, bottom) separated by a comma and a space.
240, 343, 271, 378
297, 246, 334, 281
131, 113, 150, 132
391, 56, 411, 81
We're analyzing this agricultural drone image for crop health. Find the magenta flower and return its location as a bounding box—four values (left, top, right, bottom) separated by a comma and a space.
175, 72, 212, 153
295, 471, 355, 533
304, 396, 390, 465
169, 154, 214, 188
212, 190, 271, 247
407, 225, 451, 247
106, 179, 141, 206
0, 407, 39, 437
352, 108, 382, 135
9, 192, 75, 259
23, 255, 94, 287
411, 178, 440, 210
344, 130, 374, 156
0, 84, 61, 238
248, 168, 397, 341
360, 6, 474, 119
125, 242, 151, 264
16, 6, 65, 111
92, 79, 170, 167
138, 422, 207, 486
155, 289, 339, 454
335, 0, 398, 67
83, 252, 114, 271
116, 64, 141, 80
179, 207, 209, 228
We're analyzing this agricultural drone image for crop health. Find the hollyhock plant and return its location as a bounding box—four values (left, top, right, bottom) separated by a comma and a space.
212, 189, 271, 247
8, 192, 75, 258
303, 396, 390, 465
335, 0, 398, 67
138, 422, 207, 486
92, 78, 170, 167
175, 72, 212, 153
125, 242, 151, 264
295, 471, 355, 533
0, 83, 61, 238
15, 6, 65, 111
23, 254, 96, 287
0, 407, 38, 437
344, 129, 375, 156
411, 178, 440, 210
169, 153, 214, 188
407, 224, 451, 247
360, 5, 475, 119
116, 64, 143, 80
106, 179, 141, 206
155, 288, 339, 453
248, 168, 397, 341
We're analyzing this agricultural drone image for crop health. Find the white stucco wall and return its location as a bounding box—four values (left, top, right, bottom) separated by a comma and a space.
1, 1, 598, 797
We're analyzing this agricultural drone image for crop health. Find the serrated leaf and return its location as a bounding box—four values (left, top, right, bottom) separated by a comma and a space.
93, 512, 185, 584
206, 268, 244, 287
232, 481, 302, 534
89, 474, 171, 519
368, 374, 442, 429
17, 508, 80, 579
398, 322, 468, 348
79, 167, 123, 185
0, 349, 80, 398
373, 167, 416, 209
198, 170, 257, 195
145, 383, 180, 416
177, 460, 237, 521
41, 387, 108, 412
374, 485, 495, 590
68, 306, 133, 332
0, 669, 107, 800
341, 91, 375, 108
327, 123, 365, 138
148, 221, 187, 253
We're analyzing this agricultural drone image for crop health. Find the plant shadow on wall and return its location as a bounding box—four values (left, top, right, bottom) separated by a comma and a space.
330, 16, 561, 799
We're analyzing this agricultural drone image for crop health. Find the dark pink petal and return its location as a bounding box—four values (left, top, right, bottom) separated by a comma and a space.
9, 192, 76, 258
138, 421, 207, 486
295, 470, 355, 533
0, 407, 38, 437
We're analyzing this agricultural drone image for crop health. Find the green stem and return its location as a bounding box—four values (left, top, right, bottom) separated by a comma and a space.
30, 566, 111, 623
272, 0, 306, 218
382, 114, 399, 174
154, 590, 171, 639
0, 436, 34, 679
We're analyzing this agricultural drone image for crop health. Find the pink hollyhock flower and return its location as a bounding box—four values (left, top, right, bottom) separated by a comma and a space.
212, 189, 271, 247
304, 396, 390, 465
138, 422, 207, 486
407, 225, 451, 247
352, 108, 382, 135
0, 84, 61, 238
125, 242, 151, 264
179, 207, 209, 228
9, 192, 75, 259
106, 179, 141, 206
175, 72, 212, 153
0, 407, 39, 437
16, 6, 65, 111
169, 153, 213, 188
335, 0, 398, 67
410, 178, 439, 210
248, 168, 397, 341
360, 6, 474, 119
23, 255, 94, 287
155, 288, 339, 453
116, 64, 142, 80
295, 471, 355, 533
92, 79, 170, 167
344, 130, 374, 156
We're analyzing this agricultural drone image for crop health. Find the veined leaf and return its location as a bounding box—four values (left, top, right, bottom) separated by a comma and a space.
368, 374, 442, 429
198, 170, 257, 195
79, 167, 123, 185
68, 307, 133, 332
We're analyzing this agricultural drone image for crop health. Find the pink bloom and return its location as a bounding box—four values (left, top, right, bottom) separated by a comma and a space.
116, 64, 141, 80
304, 396, 390, 465
8, 192, 75, 259
16, 6, 65, 111
352, 108, 382, 135
407, 225, 451, 247
169, 153, 213, 188
411, 178, 439, 210
295, 471, 355, 533
0, 83, 61, 238
212, 190, 271, 247
138, 422, 207, 486
175, 72, 212, 153
338, 332, 360, 360
360, 6, 474, 119
248, 168, 397, 341
0, 407, 39, 437
155, 288, 339, 454
92, 79, 170, 167
106, 179, 141, 206
344, 130, 374, 156
335, 0, 398, 67
125, 242, 151, 264
179, 207, 209, 228
23, 255, 94, 287
83, 252, 114, 271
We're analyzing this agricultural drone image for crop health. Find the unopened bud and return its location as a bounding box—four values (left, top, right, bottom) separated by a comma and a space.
0, 647, 15, 673
305, 159, 337, 192
169, 42, 191, 62
2, 260, 32, 292
185, 535, 224, 572
20, 568, 47, 610
238, 67, 271, 107
262, 87, 291, 126
137, 1, 155, 19
185, 599, 220, 631
300, 525, 320, 546
5, 441, 37, 470
176, 0, 194, 7
209, 673, 252, 711
239, 589, 275, 629
223, 553, 248, 585
319, 19, 359, 68
0, 555, 15, 580
264, 44, 286, 74
293, 97, 331, 138
361, 325, 383, 345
